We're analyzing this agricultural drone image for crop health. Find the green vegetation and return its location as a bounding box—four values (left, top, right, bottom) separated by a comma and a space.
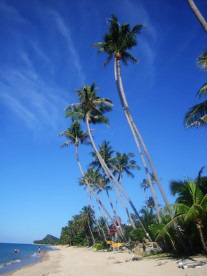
34, 234, 59, 245
59, 14, 207, 255
185, 50, 207, 127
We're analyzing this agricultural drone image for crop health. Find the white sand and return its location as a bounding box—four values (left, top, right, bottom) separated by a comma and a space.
6, 246, 207, 276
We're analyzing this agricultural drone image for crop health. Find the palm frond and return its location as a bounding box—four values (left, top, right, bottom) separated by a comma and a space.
184, 100, 207, 127
197, 50, 207, 71
197, 83, 207, 98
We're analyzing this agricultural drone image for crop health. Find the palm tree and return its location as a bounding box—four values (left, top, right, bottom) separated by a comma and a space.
79, 168, 124, 239
112, 152, 140, 183
59, 119, 90, 167
89, 140, 115, 172
196, 166, 207, 195
185, 50, 207, 127
140, 205, 156, 226
169, 180, 207, 253
89, 169, 126, 238
65, 83, 151, 239
59, 120, 120, 236
80, 206, 96, 245
94, 15, 168, 220
187, 0, 207, 32
145, 196, 156, 210
90, 143, 137, 230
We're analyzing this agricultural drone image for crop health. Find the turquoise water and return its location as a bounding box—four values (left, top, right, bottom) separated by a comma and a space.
0, 243, 54, 274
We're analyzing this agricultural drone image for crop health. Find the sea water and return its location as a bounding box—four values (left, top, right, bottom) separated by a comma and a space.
0, 243, 54, 275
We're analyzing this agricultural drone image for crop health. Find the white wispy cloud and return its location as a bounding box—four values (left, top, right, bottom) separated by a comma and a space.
0, 65, 68, 132
0, 87, 39, 129
0, 2, 70, 134
48, 10, 85, 84
0, 1, 28, 24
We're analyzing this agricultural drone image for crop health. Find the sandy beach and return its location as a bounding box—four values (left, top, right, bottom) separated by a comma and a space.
4, 246, 207, 276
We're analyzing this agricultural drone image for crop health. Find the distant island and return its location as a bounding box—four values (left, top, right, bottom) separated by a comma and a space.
33, 234, 59, 245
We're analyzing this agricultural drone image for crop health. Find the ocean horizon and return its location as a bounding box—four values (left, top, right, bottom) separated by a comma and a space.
0, 242, 54, 275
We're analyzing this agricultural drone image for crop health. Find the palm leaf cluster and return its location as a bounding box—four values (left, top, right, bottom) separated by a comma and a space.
185, 50, 207, 127
94, 14, 143, 65
157, 170, 207, 254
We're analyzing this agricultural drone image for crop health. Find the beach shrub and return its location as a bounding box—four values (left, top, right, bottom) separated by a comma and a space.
130, 227, 145, 241
93, 241, 108, 250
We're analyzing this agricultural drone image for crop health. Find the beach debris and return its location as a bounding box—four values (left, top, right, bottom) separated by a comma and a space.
132, 255, 142, 261
113, 260, 124, 264
177, 259, 207, 269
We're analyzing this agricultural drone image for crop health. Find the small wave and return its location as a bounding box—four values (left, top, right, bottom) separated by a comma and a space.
0, 259, 21, 269
31, 252, 37, 257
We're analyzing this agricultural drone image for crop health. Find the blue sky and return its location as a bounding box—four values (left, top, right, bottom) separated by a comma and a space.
0, 0, 207, 244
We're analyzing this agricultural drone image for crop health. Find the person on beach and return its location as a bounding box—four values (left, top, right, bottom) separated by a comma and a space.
38, 247, 41, 254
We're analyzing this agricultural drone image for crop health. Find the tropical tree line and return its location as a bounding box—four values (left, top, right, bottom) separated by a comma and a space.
60, 170, 207, 255
59, 14, 207, 255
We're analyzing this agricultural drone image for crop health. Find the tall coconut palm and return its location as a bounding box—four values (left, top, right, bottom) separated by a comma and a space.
169, 180, 207, 253
79, 168, 124, 240
87, 169, 125, 238
79, 169, 107, 241
80, 206, 96, 245
111, 151, 141, 229
90, 143, 137, 230
187, 0, 207, 32
94, 15, 166, 220
65, 83, 151, 239
59, 120, 120, 236
185, 50, 207, 127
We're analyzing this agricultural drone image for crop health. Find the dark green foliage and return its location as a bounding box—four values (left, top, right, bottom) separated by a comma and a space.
158, 171, 207, 254
129, 226, 145, 241
33, 234, 59, 245
94, 14, 143, 65
185, 51, 207, 127
59, 206, 106, 247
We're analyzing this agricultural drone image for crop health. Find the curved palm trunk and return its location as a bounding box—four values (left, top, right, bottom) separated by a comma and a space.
96, 195, 111, 235
87, 219, 95, 245
187, 0, 207, 32
114, 58, 168, 219
105, 189, 125, 238
86, 116, 152, 241
114, 174, 137, 229
88, 192, 107, 241
196, 219, 207, 254
74, 144, 122, 238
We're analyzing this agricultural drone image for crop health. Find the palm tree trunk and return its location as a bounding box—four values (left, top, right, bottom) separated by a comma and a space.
187, 0, 207, 32
196, 220, 207, 254
105, 189, 125, 238
74, 144, 122, 238
114, 57, 168, 218
88, 192, 106, 241
115, 174, 137, 229
87, 219, 95, 244
96, 196, 111, 236
85, 115, 152, 241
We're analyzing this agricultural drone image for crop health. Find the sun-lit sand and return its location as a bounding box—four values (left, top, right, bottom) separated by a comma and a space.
6, 246, 207, 276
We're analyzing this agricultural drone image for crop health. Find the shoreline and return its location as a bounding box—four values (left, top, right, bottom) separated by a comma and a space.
4, 246, 207, 276
1, 245, 60, 276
